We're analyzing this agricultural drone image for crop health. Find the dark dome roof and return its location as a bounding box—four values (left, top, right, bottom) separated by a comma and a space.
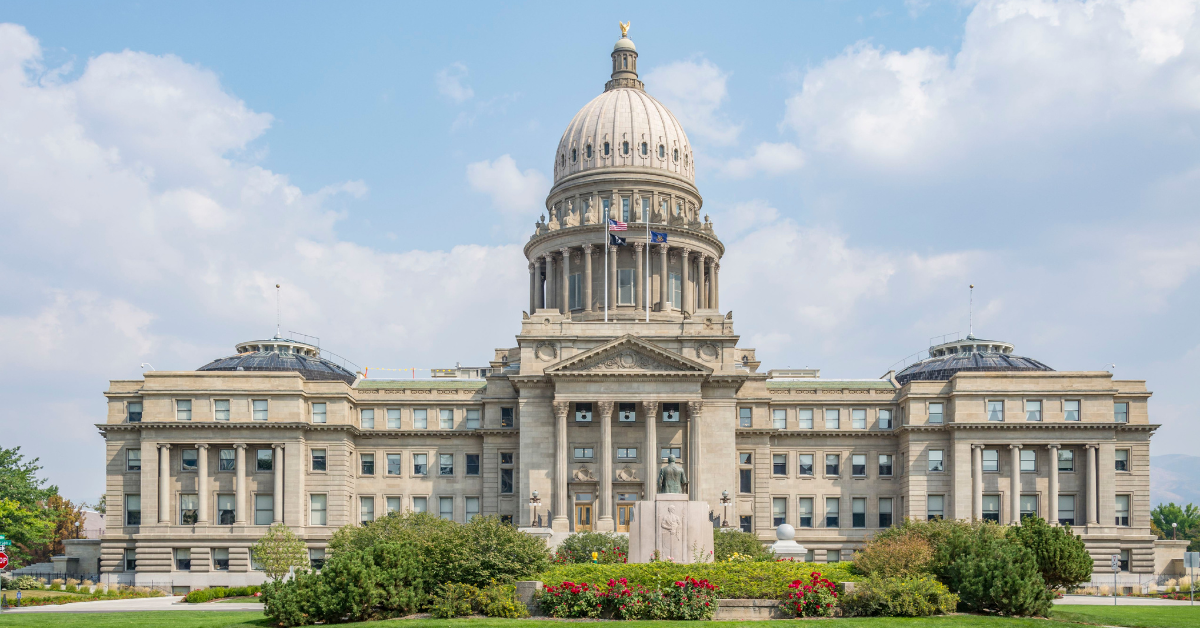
895, 335, 1052, 385
198, 338, 357, 385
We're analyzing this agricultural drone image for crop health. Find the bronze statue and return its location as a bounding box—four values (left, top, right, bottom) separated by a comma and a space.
657, 455, 688, 494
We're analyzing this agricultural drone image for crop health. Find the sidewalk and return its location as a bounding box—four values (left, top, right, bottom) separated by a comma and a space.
1, 595, 265, 613
1058, 594, 1198, 606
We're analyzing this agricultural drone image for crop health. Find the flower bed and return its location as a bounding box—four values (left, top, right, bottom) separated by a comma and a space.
780, 572, 839, 618
538, 561, 857, 600
535, 577, 719, 620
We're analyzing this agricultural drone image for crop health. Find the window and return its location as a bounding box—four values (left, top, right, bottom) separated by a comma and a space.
617, 447, 637, 459
572, 147, 578, 162
500, 468, 514, 493
739, 463, 752, 494
127, 401, 142, 422
852, 497, 866, 528
176, 399, 192, 421
214, 399, 230, 421
124, 494, 141, 526
1118, 549, 1130, 571
257, 449, 273, 472
879, 409, 892, 429
879, 497, 893, 528
414, 408, 428, 429
175, 548, 191, 571
1115, 494, 1130, 526
662, 403, 680, 422
311, 448, 327, 471
440, 408, 454, 429
466, 496, 480, 521
585, 143, 593, 159
1020, 449, 1036, 472
413, 453, 428, 476
740, 515, 752, 533
826, 497, 840, 527
412, 496, 427, 513
1064, 400, 1080, 421
739, 407, 752, 428
251, 550, 264, 571
1058, 495, 1075, 526
928, 495, 944, 520
740, 452, 752, 465
658, 144, 665, 158
361, 453, 375, 475
987, 400, 1003, 422
660, 447, 682, 461
179, 448, 197, 471
617, 269, 634, 305
573, 447, 594, 460
602, 198, 610, 219
439, 496, 454, 520
387, 453, 401, 476
500, 452, 514, 465
568, 273, 582, 309
798, 409, 813, 429
312, 402, 326, 423
360, 496, 375, 524
773, 409, 786, 429
309, 548, 326, 570
669, 272, 681, 309
621, 197, 630, 222
124, 548, 136, 571
218, 448, 235, 471
218, 494, 235, 525
1025, 400, 1042, 422
575, 403, 593, 422
798, 454, 814, 476
928, 450, 944, 473
253, 399, 269, 421
466, 454, 480, 476
310, 494, 327, 525
852, 454, 867, 477
386, 496, 402, 514
255, 494, 273, 525
126, 449, 141, 471
673, 148, 679, 162
387, 408, 401, 429
773, 498, 787, 526
439, 454, 454, 475
618, 403, 636, 422
1114, 402, 1128, 423
773, 454, 787, 475
982, 449, 999, 472
1115, 449, 1129, 472
826, 454, 840, 476
982, 495, 1000, 522
640, 141, 648, 156
1058, 449, 1074, 472
798, 498, 813, 527
465, 409, 480, 429
179, 493, 199, 524
928, 403, 944, 424
641, 197, 650, 220
852, 409, 867, 429
1020, 494, 1039, 520
825, 408, 840, 429
501, 407, 514, 427
879, 454, 893, 477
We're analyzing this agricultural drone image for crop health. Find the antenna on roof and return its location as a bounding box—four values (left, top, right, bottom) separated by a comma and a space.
969, 284, 974, 337
275, 284, 282, 339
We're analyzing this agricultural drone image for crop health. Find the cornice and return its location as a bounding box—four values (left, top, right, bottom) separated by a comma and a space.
937, 422, 1155, 431
95, 422, 518, 438
737, 429, 897, 437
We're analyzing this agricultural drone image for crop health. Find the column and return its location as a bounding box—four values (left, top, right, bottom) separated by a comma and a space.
608, 245, 618, 309
552, 401, 570, 532
658, 244, 669, 311
687, 401, 703, 500
560, 247, 571, 314
1086, 444, 1099, 524
597, 401, 614, 531
633, 242, 644, 311
583, 244, 594, 312
286, 441, 303, 526
234, 444, 246, 523
1009, 445, 1021, 524
528, 262, 536, 314
158, 444, 172, 523
712, 261, 720, 311
1048, 444, 1060, 525
681, 248, 691, 315
643, 401, 658, 500
699, 258, 708, 309
547, 254, 557, 310
273, 444, 284, 523
972, 445, 984, 521
197, 444, 209, 525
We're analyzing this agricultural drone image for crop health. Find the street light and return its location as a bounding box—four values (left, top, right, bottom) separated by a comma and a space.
1173, 522, 1178, 540
529, 491, 542, 528
720, 490, 732, 527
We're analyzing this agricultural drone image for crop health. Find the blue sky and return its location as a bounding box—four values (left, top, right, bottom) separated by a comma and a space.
2, 0, 1199, 503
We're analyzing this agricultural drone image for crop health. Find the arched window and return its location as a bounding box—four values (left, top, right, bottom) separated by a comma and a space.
571, 148, 577, 163
586, 144, 593, 159
604, 142, 610, 156
684, 153, 688, 167
640, 142, 648, 155
622, 141, 629, 155
560, 154, 566, 167
658, 144, 665, 159
623, 56, 628, 69
673, 148, 679, 162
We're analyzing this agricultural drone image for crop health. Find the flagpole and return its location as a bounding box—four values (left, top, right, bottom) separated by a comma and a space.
645, 216, 650, 322
604, 210, 609, 323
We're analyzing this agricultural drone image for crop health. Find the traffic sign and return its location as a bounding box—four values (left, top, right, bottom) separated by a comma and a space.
0, 552, 9, 570
1185, 552, 1200, 569
1111, 554, 1121, 571
0, 540, 11, 546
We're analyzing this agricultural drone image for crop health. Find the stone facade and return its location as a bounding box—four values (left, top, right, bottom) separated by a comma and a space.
97, 28, 1162, 589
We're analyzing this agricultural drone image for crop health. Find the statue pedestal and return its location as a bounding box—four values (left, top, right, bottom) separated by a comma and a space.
628, 494, 714, 563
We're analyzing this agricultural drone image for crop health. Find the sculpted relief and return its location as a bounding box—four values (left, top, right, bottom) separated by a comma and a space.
574, 349, 685, 372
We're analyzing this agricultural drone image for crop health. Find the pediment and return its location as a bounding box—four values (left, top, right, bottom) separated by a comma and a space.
546, 335, 712, 376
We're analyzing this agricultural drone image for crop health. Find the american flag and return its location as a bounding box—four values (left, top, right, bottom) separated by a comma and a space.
608, 217, 627, 231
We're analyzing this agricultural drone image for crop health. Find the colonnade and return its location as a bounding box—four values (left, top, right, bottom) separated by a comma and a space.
151, 441, 293, 526
969, 443, 1100, 526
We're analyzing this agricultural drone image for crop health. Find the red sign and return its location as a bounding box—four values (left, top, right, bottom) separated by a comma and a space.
0, 552, 9, 570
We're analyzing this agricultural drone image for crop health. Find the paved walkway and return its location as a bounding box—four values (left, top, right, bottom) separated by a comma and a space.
1058, 594, 1198, 606
1, 595, 264, 613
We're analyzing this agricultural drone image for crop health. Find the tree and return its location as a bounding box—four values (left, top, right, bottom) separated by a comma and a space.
1151, 503, 1200, 551
0, 498, 53, 567
1006, 516, 1093, 591
39, 495, 86, 560
251, 523, 311, 581
0, 446, 57, 508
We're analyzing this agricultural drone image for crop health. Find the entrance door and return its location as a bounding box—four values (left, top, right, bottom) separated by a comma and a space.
617, 504, 634, 532
575, 504, 593, 532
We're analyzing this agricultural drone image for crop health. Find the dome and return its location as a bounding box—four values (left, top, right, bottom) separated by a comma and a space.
895, 335, 1053, 385
197, 337, 358, 385
613, 37, 636, 52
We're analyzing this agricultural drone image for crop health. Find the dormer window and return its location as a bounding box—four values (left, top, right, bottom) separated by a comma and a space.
603, 142, 610, 156
571, 148, 577, 163
585, 144, 593, 159
560, 154, 565, 167
673, 148, 679, 162
658, 144, 665, 159
641, 142, 648, 156
622, 141, 629, 155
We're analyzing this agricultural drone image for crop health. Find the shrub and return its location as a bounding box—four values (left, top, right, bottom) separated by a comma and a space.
554, 531, 628, 564
429, 582, 478, 618
477, 582, 530, 618
536, 577, 718, 620
1007, 516, 1093, 591
940, 527, 1054, 616
841, 575, 958, 617
540, 561, 857, 600
184, 585, 262, 603
537, 581, 605, 618
853, 532, 934, 577
714, 529, 773, 562
10, 575, 41, 590
780, 572, 838, 617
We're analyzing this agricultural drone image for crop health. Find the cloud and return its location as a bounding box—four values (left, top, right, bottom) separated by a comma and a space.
435, 62, 474, 103
465, 155, 549, 215
645, 58, 741, 145
720, 142, 806, 179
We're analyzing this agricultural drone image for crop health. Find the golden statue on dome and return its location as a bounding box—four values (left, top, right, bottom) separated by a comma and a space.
619, 21, 630, 37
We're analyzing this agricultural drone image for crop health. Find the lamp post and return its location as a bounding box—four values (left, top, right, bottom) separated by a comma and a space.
1173, 522, 1178, 540
529, 491, 542, 528
720, 490, 732, 527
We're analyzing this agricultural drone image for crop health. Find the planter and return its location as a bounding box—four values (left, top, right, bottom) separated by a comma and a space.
712, 599, 786, 620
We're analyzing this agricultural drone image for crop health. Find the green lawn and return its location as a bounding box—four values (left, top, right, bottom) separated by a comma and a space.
1051, 604, 1200, 628
0, 590, 89, 600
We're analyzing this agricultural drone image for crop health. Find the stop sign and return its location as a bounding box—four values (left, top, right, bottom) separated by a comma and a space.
0, 551, 9, 569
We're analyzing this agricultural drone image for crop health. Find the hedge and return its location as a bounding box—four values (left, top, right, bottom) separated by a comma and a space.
184, 585, 261, 603
537, 561, 859, 599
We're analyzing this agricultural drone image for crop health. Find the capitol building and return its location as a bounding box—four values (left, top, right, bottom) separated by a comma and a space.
98, 28, 1167, 590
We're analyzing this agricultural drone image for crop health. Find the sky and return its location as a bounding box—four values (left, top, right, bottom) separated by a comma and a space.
2, 0, 1199, 504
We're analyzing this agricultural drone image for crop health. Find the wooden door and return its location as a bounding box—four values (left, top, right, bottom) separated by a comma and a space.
616, 504, 634, 532
575, 504, 593, 532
